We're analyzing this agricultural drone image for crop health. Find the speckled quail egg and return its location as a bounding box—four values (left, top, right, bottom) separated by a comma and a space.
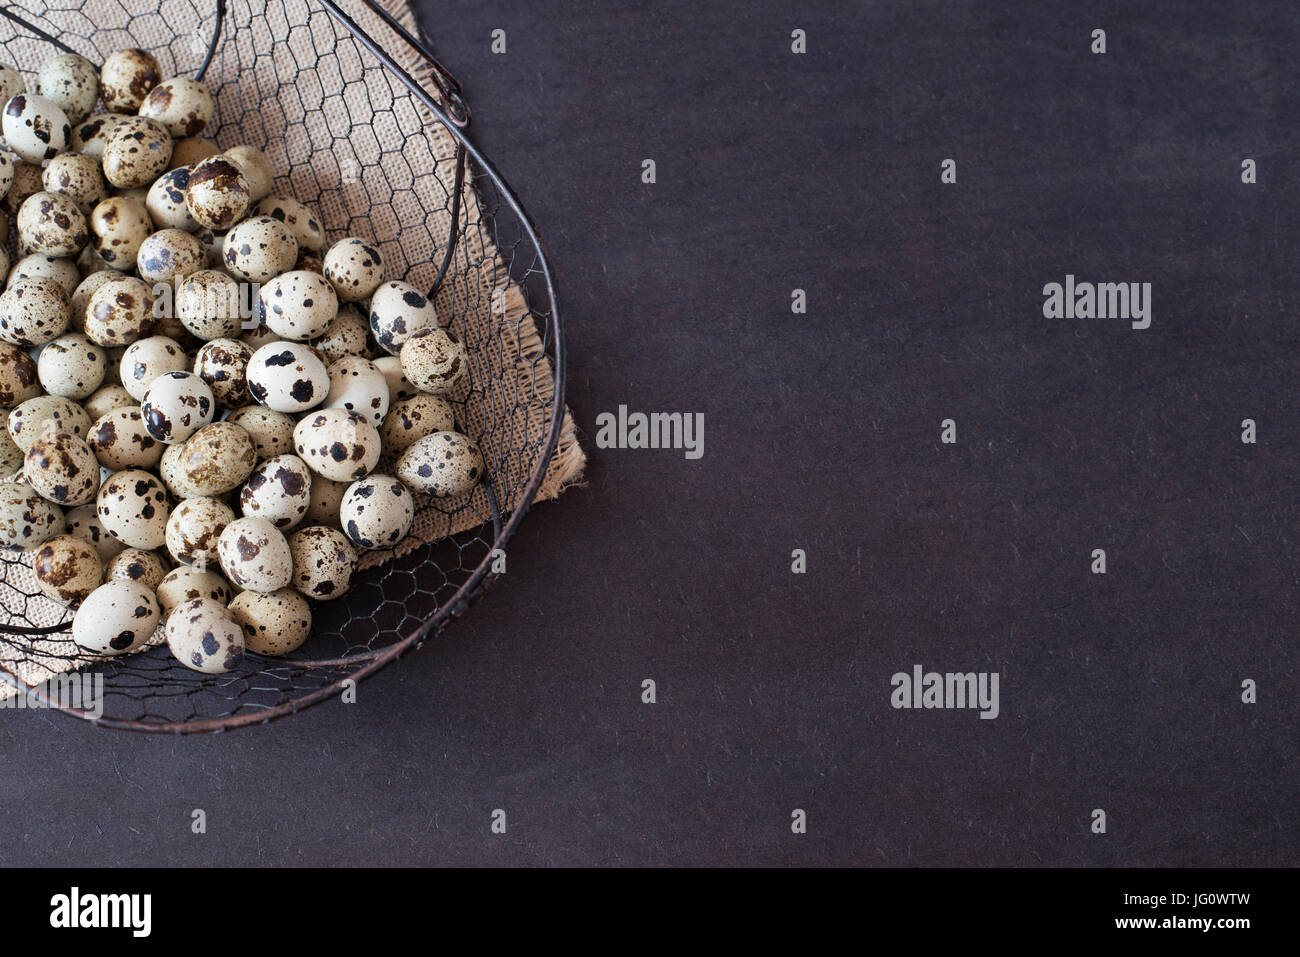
156, 565, 229, 613
239, 454, 312, 530
101, 115, 172, 188
225, 406, 295, 460
260, 270, 337, 341
222, 215, 297, 283
42, 152, 108, 213
83, 383, 133, 422
192, 225, 225, 267
164, 495, 234, 566
105, 547, 168, 590
0, 66, 22, 106
36, 54, 99, 123
10, 254, 81, 294
239, 324, 282, 355
303, 480, 345, 529
68, 268, 116, 327
185, 155, 249, 230
156, 442, 192, 499
368, 280, 441, 354
145, 166, 199, 232
2, 93, 71, 164
0, 148, 16, 202
338, 474, 415, 551
287, 525, 355, 599
120, 335, 186, 400
324, 355, 389, 427
17, 191, 88, 257
0, 341, 41, 409
8, 395, 91, 451
37, 333, 106, 399
380, 394, 455, 456
175, 269, 244, 340
0, 429, 22, 474
217, 515, 292, 593
295, 249, 323, 274
293, 408, 381, 482
165, 596, 243, 673
246, 342, 329, 413
310, 304, 371, 363
139, 76, 214, 137
169, 135, 218, 170
65, 502, 124, 562
322, 237, 384, 302
193, 338, 252, 408
136, 228, 204, 285
229, 588, 311, 656
100, 48, 160, 114
0, 481, 64, 548
0, 276, 70, 347
396, 430, 483, 498
84, 275, 155, 346
2, 161, 43, 217
399, 327, 467, 396
68, 113, 123, 157
255, 195, 324, 252
219, 144, 271, 198
88, 406, 163, 471
174, 421, 256, 496
140, 371, 214, 444
89, 196, 152, 271
97, 468, 169, 549
72, 578, 159, 654
33, 533, 102, 606
24, 431, 99, 506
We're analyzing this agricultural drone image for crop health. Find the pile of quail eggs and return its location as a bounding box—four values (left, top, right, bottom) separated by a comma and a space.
0, 49, 484, 674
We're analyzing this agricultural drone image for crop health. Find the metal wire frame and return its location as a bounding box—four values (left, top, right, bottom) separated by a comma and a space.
0, 0, 567, 732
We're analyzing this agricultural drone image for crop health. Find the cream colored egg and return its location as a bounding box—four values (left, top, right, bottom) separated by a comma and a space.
105, 547, 169, 590
96, 468, 169, 549
83, 383, 134, 422
100, 48, 161, 114
2, 93, 71, 164
323, 237, 384, 302
89, 196, 152, 271
239, 454, 312, 530
193, 338, 252, 408
395, 430, 484, 498
42, 152, 108, 213
0, 341, 41, 409
287, 524, 356, 599
217, 516, 292, 593
32, 533, 102, 606
229, 588, 311, 656
246, 342, 329, 413
164, 495, 235, 566
120, 335, 186, 400
185, 155, 250, 230
155, 565, 229, 613
324, 355, 389, 427
368, 280, 440, 354
72, 579, 159, 654
222, 215, 297, 283
8, 394, 91, 451
24, 430, 100, 506
145, 166, 200, 232
136, 228, 204, 285
69, 113, 125, 157
88, 406, 163, 471
174, 421, 256, 497
36, 54, 99, 123
292, 408, 381, 482
338, 474, 414, 551
84, 275, 155, 346
17, 191, 87, 258
255, 195, 324, 251
139, 76, 214, 137
223, 145, 274, 202
65, 502, 125, 563
9, 254, 81, 295
380, 394, 455, 455
101, 116, 172, 188
175, 269, 244, 341
0, 481, 64, 548
37, 333, 105, 400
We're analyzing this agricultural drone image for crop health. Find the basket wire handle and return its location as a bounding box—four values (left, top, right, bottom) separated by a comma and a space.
0, 6, 94, 64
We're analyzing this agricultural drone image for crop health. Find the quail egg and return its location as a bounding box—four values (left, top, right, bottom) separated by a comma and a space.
100, 48, 161, 114
0, 276, 71, 347
42, 152, 108, 213
72, 578, 159, 655
239, 320, 282, 352
36, 54, 99, 123
0, 341, 41, 409
97, 468, 169, 549
322, 237, 384, 302
0, 481, 64, 548
33, 533, 102, 606
64, 502, 124, 562
37, 333, 106, 400
139, 76, 214, 137
304, 474, 347, 526
0, 66, 22, 106
68, 113, 124, 157
176, 269, 245, 340
0, 148, 15, 201
120, 335, 186, 400
368, 280, 441, 354
84, 275, 155, 346
380, 394, 455, 455
101, 115, 172, 188
9, 253, 81, 294
338, 474, 414, 550
165, 596, 243, 673
2, 93, 71, 164
260, 269, 337, 340
229, 588, 311, 656
222, 145, 274, 202
136, 228, 204, 284
164, 495, 234, 566
173, 421, 256, 496
89, 196, 153, 270
2, 161, 43, 217
17, 191, 88, 257
83, 382, 134, 421
287, 525, 356, 599
217, 515, 292, 593
225, 405, 295, 460
185, 155, 249, 230
222, 215, 297, 283
140, 371, 214, 444
310, 304, 371, 363
399, 327, 467, 396
88, 406, 163, 471
396, 430, 483, 498
0, 430, 22, 474
371, 356, 416, 403
8, 395, 91, 451
24, 431, 99, 506
145, 165, 199, 232
169, 135, 218, 170
156, 565, 230, 613
105, 547, 168, 590
246, 342, 329, 413
239, 454, 312, 530
193, 338, 252, 407
323, 355, 390, 427
292, 408, 381, 482
255, 195, 324, 252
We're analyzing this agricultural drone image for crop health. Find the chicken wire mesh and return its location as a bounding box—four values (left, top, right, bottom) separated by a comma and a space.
0, 0, 566, 731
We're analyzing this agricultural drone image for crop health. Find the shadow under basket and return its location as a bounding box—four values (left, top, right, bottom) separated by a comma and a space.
0, 0, 568, 732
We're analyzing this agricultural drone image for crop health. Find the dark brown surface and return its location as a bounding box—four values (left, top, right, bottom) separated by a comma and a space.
0, 0, 1294, 867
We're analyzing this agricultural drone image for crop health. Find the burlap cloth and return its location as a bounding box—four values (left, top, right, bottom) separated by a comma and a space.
0, 0, 584, 700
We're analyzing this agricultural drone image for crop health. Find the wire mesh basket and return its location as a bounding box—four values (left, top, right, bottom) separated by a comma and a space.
0, 0, 566, 731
